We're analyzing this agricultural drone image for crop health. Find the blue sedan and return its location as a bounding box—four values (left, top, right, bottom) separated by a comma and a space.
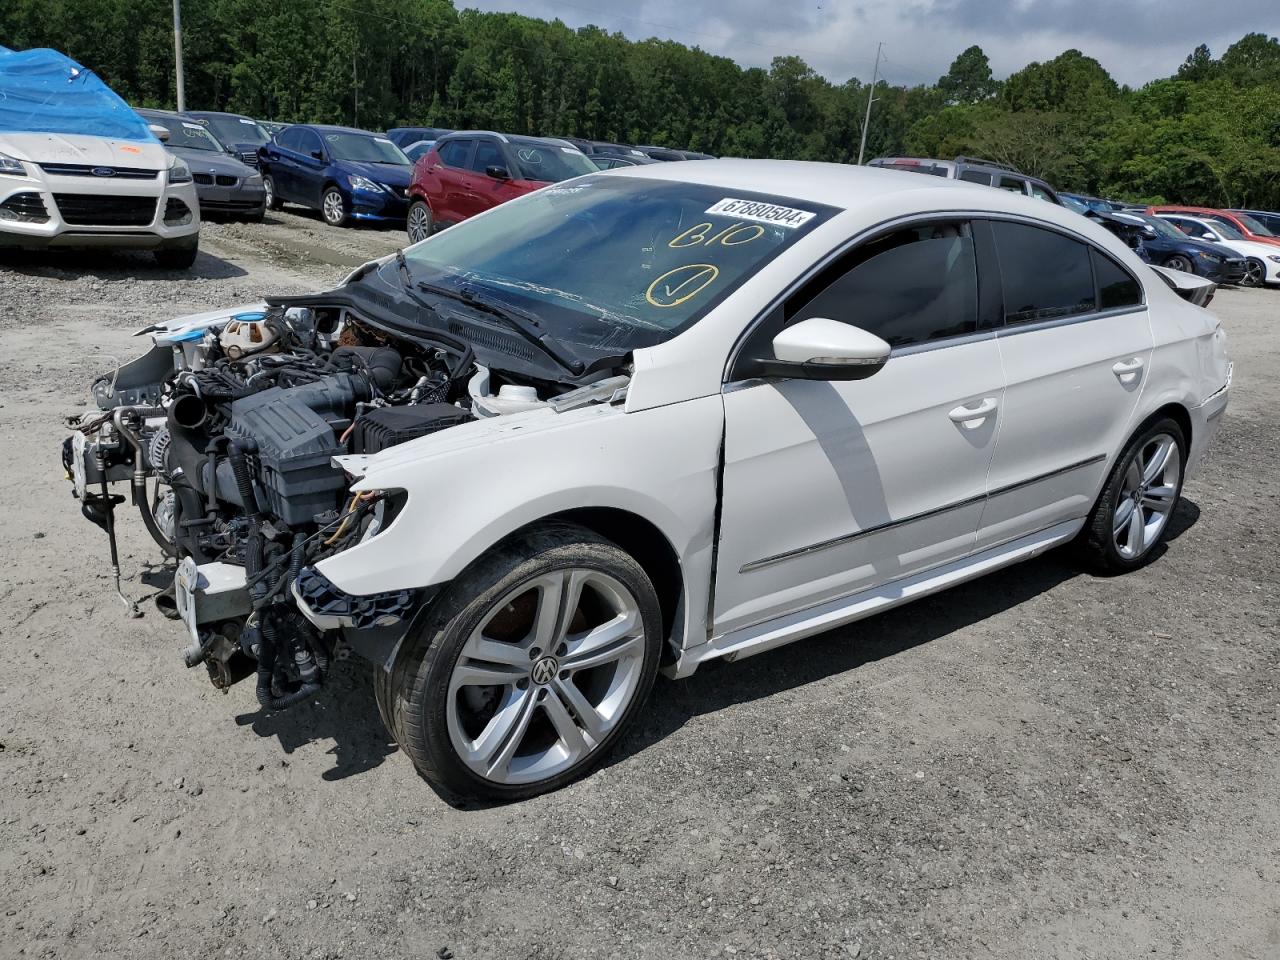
259, 125, 413, 227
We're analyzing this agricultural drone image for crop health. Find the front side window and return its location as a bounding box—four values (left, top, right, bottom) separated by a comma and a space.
438, 139, 473, 169
991, 221, 1096, 324
400, 177, 837, 348
295, 129, 322, 157
786, 221, 979, 348
276, 126, 304, 151
470, 140, 506, 174
997, 175, 1028, 194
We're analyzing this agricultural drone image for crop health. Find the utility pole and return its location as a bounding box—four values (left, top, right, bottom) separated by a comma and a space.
856, 41, 883, 165
172, 0, 186, 112
353, 51, 358, 127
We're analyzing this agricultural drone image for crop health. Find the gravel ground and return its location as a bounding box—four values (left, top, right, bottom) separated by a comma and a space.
0, 215, 1276, 960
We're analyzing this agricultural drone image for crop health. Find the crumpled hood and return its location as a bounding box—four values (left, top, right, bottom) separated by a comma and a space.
0, 131, 169, 169
336, 159, 413, 188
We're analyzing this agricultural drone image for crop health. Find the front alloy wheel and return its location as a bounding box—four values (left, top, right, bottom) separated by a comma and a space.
322, 188, 348, 226
1242, 259, 1265, 287
407, 200, 433, 243
382, 523, 663, 801
1164, 254, 1192, 273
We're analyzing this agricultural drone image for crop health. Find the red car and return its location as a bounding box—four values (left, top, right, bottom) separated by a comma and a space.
406, 131, 597, 242
1147, 205, 1280, 248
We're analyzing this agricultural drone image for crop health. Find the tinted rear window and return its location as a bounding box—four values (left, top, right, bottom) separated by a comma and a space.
991, 221, 1096, 324
1092, 249, 1142, 309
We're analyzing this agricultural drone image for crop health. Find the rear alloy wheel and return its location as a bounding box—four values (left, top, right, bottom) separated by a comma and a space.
263, 174, 282, 211
1242, 258, 1265, 287
322, 187, 348, 227
1164, 254, 1192, 273
385, 523, 662, 801
406, 200, 433, 243
1077, 417, 1186, 573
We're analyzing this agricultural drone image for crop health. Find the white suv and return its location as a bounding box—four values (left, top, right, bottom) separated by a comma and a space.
0, 129, 201, 268
0, 45, 200, 267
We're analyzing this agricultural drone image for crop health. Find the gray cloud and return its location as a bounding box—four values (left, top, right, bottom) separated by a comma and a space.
461, 0, 1277, 87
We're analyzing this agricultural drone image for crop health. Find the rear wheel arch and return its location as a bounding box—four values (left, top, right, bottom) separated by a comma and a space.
1148, 401, 1192, 452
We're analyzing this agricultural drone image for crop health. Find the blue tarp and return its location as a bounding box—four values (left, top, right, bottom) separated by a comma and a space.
0, 46, 156, 141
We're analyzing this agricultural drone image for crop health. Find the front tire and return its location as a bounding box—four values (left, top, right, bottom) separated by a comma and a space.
383, 523, 663, 801
1242, 258, 1265, 287
1077, 416, 1186, 574
262, 175, 282, 211
321, 187, 348, 227
406, 200, 433, 243
1164, 254, 1192, 273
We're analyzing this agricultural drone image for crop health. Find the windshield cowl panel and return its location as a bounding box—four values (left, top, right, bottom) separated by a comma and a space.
399, 176, 838, 357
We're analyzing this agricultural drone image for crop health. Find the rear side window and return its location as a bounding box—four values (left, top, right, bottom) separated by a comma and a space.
960, 169, 992, 185
788, 221, 979, 348
997, 175, 1027, 194
1092, 249, 1142, 309
294, 129, 322, 157
438, 139, 472, 169
991, 221, 1096, 324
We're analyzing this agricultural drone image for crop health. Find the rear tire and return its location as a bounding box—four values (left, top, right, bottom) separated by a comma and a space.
1076, 416, 1186, 574
384, 522, 663, 802
154, 244, 198, 269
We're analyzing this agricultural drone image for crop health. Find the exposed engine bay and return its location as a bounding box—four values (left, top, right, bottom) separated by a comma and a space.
65, 291, 630, 708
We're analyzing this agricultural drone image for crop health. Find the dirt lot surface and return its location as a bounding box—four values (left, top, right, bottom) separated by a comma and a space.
1, 212, 1277, 960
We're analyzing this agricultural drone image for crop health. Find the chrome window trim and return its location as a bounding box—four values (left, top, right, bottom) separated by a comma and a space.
739, 453, 1106, 573
722, 208, 1146, 387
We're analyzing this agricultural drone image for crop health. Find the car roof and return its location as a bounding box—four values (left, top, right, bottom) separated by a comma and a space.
304, 124, 388, 136
601, 158, 1083, 224
186, 110, 252, 120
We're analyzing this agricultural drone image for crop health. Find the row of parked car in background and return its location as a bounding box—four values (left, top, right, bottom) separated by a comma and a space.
868, 154, 1280, 290
1, 40, 1277, 286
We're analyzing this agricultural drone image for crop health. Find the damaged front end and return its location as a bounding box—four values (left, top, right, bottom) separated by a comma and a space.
65, 289, 630, 707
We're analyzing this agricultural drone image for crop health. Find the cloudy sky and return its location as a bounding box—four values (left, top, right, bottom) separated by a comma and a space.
463, 0, 1276, 87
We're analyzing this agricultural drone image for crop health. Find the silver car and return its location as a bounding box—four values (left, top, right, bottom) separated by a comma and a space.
137, 109, 266, 222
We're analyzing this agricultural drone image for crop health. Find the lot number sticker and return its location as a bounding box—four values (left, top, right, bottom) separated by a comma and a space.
705, 197, 815, 228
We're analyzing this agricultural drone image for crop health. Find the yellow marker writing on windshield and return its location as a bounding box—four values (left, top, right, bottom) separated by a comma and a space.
646, 264, 720, 307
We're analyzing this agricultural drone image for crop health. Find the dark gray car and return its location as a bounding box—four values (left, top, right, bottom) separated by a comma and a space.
137, 109, 266, 221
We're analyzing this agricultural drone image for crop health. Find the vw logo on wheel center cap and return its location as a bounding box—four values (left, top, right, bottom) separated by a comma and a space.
530, 656, 559, 685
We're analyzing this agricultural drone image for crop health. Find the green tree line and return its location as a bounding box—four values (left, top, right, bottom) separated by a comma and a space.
3, 1, 1279, 207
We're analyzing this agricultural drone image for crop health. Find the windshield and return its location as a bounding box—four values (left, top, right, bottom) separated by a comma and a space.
1225, 212, 1274, 237
151, 115, 224, 152
508, 141, 597, 182
1205, 219, 1244, 240
1134, 214, 1186, 240
201, 115, 269, 145
323, 132, 409, 165
401, 176, 837, 348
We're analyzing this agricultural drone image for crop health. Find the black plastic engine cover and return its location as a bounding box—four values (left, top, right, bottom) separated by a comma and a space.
226, 387, 346, 526
349, 403, 474, 455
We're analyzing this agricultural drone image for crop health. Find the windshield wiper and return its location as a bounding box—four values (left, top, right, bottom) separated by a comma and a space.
415, 279, 585, 377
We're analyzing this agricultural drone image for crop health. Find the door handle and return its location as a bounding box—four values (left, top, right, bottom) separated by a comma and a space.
1112, 357, 1144, 382
949, 397, 998, 428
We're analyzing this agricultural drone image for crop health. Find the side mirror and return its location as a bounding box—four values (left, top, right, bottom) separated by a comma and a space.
485, 165, 511, 180
1200, 232, 1216, 241
148, 123, 170, 142
751, 317, 891, 381
310, 149, 325, 161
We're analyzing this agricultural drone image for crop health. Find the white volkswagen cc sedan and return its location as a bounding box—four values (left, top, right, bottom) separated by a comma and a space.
67, 161, 1231, 800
